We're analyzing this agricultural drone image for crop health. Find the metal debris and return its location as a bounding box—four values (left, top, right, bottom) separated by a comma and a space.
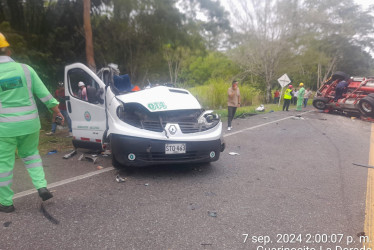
84, 156, 98, 164
145, 183, 149, 186
229, 152, 240, 156
63, 150, 77, 159
115, 174, 126, 183
78, 154, 84, 161
208, 211, 217, 217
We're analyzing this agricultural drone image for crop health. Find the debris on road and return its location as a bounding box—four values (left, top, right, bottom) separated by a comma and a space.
97, 166, 104, 170
229, 152, 240, 156
3, 221, 11, 228
115, 174, 126, 183
47, 150, 57, 155
255, 104, 265, 112
352, 163, 374, 169
63, 150, 77, 159
78, 153, 98, 164
208, 211, 217, 217
145, 183, 149, 186
40, 203, 59, 225
292, 116, 305, 120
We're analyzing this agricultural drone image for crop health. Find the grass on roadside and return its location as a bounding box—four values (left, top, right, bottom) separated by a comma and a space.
38, 116, 74, 155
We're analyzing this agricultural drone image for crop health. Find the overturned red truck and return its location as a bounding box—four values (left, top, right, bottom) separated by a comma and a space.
313, 71, 374, 118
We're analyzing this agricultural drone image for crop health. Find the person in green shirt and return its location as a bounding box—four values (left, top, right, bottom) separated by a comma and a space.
296, 83, 305, 111
0, 32, 64, 213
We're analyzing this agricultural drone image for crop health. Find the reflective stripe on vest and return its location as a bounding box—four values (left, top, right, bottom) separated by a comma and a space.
0, 64, 39, 121
0, 112, 38, 122
0, 179, 12, 187
0, 171, 13, 178
22, 154, 41, 163
24, 161, 43, 169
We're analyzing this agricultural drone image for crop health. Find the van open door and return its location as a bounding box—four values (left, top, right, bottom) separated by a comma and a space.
64, 63, 106, 150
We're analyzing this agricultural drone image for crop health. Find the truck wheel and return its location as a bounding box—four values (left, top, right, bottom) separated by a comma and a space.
358, 97, 374, 116
313, 98, 328, 110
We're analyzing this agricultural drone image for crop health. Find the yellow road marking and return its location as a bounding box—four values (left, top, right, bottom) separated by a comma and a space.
364, 123, 374, 248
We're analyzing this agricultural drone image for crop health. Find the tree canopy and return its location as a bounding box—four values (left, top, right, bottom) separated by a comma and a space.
0, 0, 373, 101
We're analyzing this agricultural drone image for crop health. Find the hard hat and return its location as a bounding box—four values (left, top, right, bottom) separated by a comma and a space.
78, 81, 85, 87
0, 32, 10, 48
58, 82, 64, 87
288, 85, 293, 88
299, 82, 304, 87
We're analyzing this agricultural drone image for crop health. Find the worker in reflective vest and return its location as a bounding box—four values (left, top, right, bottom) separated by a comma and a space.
0, 33, 64, 213
283, 85, 293, 111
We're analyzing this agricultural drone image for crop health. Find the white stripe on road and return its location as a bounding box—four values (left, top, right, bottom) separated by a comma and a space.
13, 167, 115, 200
14, 110, 314, 200
224, 110, 314, 138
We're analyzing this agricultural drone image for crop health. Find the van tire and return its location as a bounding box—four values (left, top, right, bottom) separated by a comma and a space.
112, 154, 124, 169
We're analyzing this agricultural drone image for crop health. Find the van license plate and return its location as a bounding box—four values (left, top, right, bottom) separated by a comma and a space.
165, 143, 186, 154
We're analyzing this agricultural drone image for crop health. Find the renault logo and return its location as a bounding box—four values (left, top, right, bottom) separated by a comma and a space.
168, 125, 177, 135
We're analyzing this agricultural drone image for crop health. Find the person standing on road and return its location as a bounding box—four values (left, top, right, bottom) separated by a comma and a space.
227, 80, 241, 131
283, 85, 293, 111
296, 83, 305, 111
46, 82, 72, 137
292, 88, 298, 105
273, 89, 280, 104
303, 88, 312, 108
0, 33, 63, 213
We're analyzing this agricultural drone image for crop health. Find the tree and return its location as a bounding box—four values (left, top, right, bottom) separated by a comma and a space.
83, 0, 96, 71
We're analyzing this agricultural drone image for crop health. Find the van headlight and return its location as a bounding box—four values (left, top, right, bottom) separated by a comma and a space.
198, 110, 220, 129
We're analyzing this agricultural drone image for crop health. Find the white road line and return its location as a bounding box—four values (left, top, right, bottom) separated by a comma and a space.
224, 110, 314, 138
13, 110, 314, 200
13, 167, 115, 200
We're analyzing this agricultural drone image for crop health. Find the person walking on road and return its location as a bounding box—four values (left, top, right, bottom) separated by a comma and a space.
0, 33, 63, 213
46, 82, 72, 136
227, 80, 241, 131
283, 85, 293, 111
296, 83, 305, 111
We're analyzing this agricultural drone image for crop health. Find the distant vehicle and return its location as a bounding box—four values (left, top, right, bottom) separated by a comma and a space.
64, 63, 225, 168
313, 71, 374, 118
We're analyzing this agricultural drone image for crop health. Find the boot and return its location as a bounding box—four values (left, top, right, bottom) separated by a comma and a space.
0, 204, 15, 213
38, 187, 53, 201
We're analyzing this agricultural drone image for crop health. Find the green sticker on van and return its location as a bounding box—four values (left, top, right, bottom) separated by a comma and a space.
148, 102, 167, 110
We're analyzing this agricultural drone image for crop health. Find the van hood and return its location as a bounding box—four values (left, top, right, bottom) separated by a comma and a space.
116, 86, 201, 112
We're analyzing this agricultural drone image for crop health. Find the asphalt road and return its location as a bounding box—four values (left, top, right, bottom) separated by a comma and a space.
0, 108, 371, 250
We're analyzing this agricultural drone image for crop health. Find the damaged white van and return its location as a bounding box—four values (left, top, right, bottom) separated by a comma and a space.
64, 63, 225, 167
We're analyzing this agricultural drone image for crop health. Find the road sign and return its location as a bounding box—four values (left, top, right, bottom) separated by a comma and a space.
278, 74, 291, 87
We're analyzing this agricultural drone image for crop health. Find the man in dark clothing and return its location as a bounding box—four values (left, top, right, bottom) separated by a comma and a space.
334, 79, 349, 101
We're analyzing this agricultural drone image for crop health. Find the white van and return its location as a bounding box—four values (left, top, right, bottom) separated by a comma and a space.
64, 63, 225, 167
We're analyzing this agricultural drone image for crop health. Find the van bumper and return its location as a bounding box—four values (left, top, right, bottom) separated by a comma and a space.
111, 134, 224, 167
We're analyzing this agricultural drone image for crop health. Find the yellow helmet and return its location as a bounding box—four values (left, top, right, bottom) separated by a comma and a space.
299, 82, 304, 87
0, 33, 10, 48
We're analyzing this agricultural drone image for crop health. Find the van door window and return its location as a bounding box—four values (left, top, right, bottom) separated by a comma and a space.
68, 68, 100, 104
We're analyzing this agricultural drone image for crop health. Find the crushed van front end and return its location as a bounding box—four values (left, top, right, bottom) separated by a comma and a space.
108, 87, 225, 167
